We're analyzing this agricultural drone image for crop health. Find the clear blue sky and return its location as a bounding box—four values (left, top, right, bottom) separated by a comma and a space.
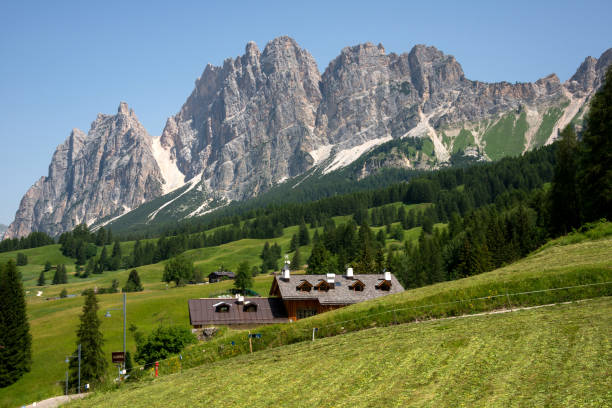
0, 0, 610, 225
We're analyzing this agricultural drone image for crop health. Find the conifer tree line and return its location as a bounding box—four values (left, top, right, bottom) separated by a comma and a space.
0, 260, 32, 387
0, 231, 54, 253
111, 145, 558, 270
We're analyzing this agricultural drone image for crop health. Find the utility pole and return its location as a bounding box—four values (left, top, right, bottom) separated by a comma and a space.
123, 292, 126, 369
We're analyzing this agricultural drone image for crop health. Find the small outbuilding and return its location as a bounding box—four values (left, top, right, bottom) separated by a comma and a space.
208, 271, 235, 283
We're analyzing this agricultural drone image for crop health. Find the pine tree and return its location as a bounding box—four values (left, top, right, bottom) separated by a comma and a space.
577, 65, 612, 222
37, 271, 45, 286
0, 260, 32, 386
289, 234, 298, 252
291, 247, 302, 271
69, 291, 107, 391
375, 247, 385, 273
52, 265, 61, 285
298, 220, 310, 246
549, 125, 581, 235
99, 247, 109, 271
123, 269, 143, 292
55, 264, 68, 284
112, 241, 122, 259
44, 260, 52, 272
234, 261, 253, 294
110, 241, 122, 271
306, 240, 330, 274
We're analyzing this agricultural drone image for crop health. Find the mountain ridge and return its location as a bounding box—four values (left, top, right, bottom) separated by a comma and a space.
6, 38, 612, 238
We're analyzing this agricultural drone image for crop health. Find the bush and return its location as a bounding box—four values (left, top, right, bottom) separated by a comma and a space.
134, 325, 197, 365
162, 256, 194, 286
60, 288, 68, 298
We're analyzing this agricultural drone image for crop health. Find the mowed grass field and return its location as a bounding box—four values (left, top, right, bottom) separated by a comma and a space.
72, 297, 612, 407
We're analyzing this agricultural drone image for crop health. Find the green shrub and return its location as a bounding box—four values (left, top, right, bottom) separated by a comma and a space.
134, 325, 197, 365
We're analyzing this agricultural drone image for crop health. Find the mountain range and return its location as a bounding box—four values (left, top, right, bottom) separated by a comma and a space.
6, 37, 612, 238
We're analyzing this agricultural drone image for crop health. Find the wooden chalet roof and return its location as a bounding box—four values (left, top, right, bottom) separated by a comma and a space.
269, 273, 404, 305
208, 271, 235, 278
188, 297, 288, 325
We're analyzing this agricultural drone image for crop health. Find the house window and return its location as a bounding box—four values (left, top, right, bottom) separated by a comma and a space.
297, 309, 317, 319
349, 280, 365, 291
314, 280, 330, 291
244, 303, 258, 312
215, 304, 230, 312
376, 281, 391, 291
296, 280, 312, 292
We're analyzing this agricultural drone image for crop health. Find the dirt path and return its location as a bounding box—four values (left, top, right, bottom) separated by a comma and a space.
24, 393, 86, 408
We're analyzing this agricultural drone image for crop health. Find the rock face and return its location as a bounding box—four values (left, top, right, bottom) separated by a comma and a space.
7, 38, 612, 237
160, 37, 322, 200
6, 103, 166, 238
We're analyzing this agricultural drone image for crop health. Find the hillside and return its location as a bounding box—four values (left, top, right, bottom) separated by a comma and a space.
1, 225, 610, 407
72, 298, 612, 407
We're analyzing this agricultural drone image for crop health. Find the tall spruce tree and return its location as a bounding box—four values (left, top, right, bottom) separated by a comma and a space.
37, 271, 46, 286
306, 240, 330, 274
289, 234, 298, 252
0, 260, 32, 387
69, 291, 107, 391
123, 269, 143, 292
577, 65, 612, 221
52, 265, 61, 284
291, 247, 302, 271
298, 220, 310, 246
549, 125, 581, 235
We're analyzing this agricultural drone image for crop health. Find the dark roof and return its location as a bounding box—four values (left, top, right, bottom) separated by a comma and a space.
270, 273, 404, 305
188, 297, 288, 325
208, 271, 235, 278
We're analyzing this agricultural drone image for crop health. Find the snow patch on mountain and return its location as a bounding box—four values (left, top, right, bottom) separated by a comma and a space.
547, 92, 586, 145
151, 136, 185, 194
323, 136, 392, 174
147, 173, 202, 222
309, 144, 334, 165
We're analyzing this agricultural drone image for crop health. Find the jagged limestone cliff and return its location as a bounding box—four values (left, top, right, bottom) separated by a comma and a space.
7, 39, 611, 237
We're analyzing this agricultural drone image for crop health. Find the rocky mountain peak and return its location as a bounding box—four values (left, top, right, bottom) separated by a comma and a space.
6, 103, 164, 238
7, 39, 612, 238
118, 101, 131, 115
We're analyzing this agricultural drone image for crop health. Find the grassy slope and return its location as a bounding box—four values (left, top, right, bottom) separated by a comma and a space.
483, 112, 528, 161
0, 204, 432, 406
73, 297, 612, 408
